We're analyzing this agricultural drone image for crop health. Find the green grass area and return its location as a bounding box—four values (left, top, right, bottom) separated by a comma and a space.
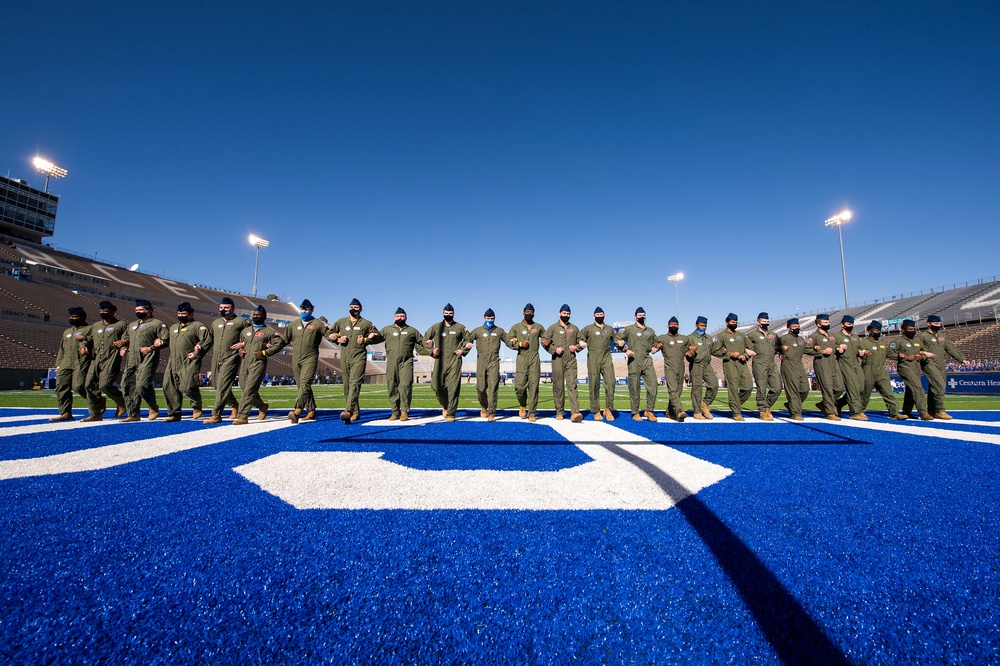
2, 384, 996, 412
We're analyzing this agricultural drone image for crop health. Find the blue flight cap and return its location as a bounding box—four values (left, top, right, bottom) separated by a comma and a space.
254, 305, 267, 315
867, 320, 882, 330
220, 297, 235, 306
696, 316, 708, 325
443, 303, 454, 312
635, 307, 645, 315
395, 307, 406, 315
484, 308, 495, 317
135, 299, 152, 308
927, 315, 942, 323
757, 312, 769, 320
816, 314, 830, 320
523, 303, 534, 312
350, 298, 362, 307
902, 319, 916, 328
177, 302, 194, 313
841, 315, 855, 324
668, 316, 679, 324
560, 304, 571, 312
726, 313, 738, 321
787, 318, 800, 326
68, 306, 86, 316
300, 299, 314, 309
594, 306, 604, 315
98, 301, 116, 311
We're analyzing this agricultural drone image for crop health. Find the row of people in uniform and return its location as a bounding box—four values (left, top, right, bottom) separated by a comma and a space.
49, 297, 966, 425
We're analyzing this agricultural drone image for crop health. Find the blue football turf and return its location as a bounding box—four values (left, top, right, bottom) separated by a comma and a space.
1, 408, 999, 664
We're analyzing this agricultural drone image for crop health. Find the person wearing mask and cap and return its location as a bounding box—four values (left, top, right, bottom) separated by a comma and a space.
833, 315, 867, 420
379, 307, 425, 422
158, 302, 212, 422
615, 307, 659, 422
88, 301, 129, 419
466, 308, 507, 422
280, 298, 329, 424
918, 314, 968, 420
686, 316, 716, 420
745, 312, 782, 421
328, 298, 380, 424
778, 318, 809, 421
889, 319, 934, 420
121, 299, 169, 422
578, 306, 616, 421
711, 313, 754, 421
654, 316, 688, 422
232, 306, 286, 424
424, 303, 470, 422
50, 306, 95, 422
860, 320, 905, 419
205, 297, 249, 424
506, 303, 545, 422
804, 314, 845, 420
542, 305, 584, 423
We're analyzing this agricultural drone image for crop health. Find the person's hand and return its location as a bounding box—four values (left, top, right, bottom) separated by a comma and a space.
746, 349, 757, 357
454, 349, 464, 357
432, 348, 441, 358
569, 345, 578, 353
555, 347, 564, 356
923, 351, 935, 359
140, 346, 152, 355
254, 351, 265, 359
625, 350, 634, 358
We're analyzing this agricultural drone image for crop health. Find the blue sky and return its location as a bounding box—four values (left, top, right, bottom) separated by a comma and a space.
3, 2, 998, 332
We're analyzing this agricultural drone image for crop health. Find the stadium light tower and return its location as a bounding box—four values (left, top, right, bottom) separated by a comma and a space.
667, 272, 684, 318
824, 210, 852, 309
248, 234, 269, 298
32, 156, 68, 193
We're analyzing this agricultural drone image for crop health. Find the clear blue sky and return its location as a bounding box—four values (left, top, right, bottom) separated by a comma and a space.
3, 2, 998, 333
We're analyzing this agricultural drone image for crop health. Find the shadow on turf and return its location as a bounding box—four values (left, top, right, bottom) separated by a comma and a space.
603, 443, 852, 666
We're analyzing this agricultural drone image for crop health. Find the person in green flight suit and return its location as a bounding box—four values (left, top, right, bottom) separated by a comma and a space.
50, 306, 95, 422
328, 298, 380, 424
777, 318, 809, 421
87, 300, 128, 420
379, 307, 425, 422
158, 302, 213, 422
505, 303, 545, 422
686, 316, 717, 420
890, 319, 934, 421
746, 312, 782, 421
466, 308, 507, 422
205, 297, 249, 424
833, 315, 867, 420
711, 313, 754, 421
804, 314, 845, 421
654, 316, 688, 422
281, 299, 329, 424
424, 304, 470, 422
918, 314, 969, 420
232, 305, 287, 424
615, 307, 659, 422
542, 304, 584, 423
860, 320, 905, 420
121, 299, 170, 422
578, 306, 616, 421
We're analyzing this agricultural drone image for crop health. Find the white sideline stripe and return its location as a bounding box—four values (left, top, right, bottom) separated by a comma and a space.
0, 419, 113, 438
797, 417, 1000, 446
933, 418, 1000, 428
0, 420, 298, 480
0, 415, 52, 424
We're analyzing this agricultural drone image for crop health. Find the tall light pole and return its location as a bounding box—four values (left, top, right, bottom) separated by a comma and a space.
824, 210, 852, 309
248, 234, 269, 298
32, 156, 68, 193
667, 272, 684, 318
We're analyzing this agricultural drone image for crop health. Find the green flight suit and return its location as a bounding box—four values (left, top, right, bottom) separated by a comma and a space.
711, 329, 754, 416
918, 328, 965, 414
833, 329, 865, 417
890, 335, 929, 416
54, 323, 95, 417
210, 315, 249, 416
655, 331, 688, 418
686, 331, 718, 411
236, 325, 287, 419
329, 316, 379, 416
579, 323, 616, 413
379, 323, 425, 417
424, 320, 470, 417
860, 335, 899, 416
468, 324, 507, 416
87, 318, 128, 414
281, 317, 329, 412
804, 328, 844, 417
746, 328, 783, 412
163, 319, 213, 418
505, 319, 545, 418
778, 333, 810, 417
616, 324, 658, 415
543, 321, 582, 415
122, 317, 169, 417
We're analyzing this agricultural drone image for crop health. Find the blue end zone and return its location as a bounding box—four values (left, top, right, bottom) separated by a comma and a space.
1, 409, 998, 663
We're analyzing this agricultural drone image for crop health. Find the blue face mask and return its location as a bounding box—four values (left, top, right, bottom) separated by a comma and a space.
695, 328, 706, 336
252, 323, 265, 329
484, 320, 495, 330
301, 311, 314, 321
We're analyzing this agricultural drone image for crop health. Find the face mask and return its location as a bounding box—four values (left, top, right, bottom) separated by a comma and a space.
349, 309, 360, 318
220, 309, 233, 318
301, 311, 314, 321
695, 328, 706, 336
560, 315, 570, 324
903, 329, 916, 338
843, 325, 854, 333
870, 331, 881, 340
101, 312, 115, 322
759, 323, 769, 331
443, 315, 454, 323
136, 311, 149, 320
252, 318, 265, 328
929, 324, 941, 332
484, 320, 495, 330
668, 326, 679, 334
395, 318, 407, 327
69, 316, 85, 327
789, 328, 800, 336
818, 323, 830, 331
636, 317, 646, 325
524, 314, 534, 323
595, 317, 605, 325
727, 323, 737, 331
178, 315, 191, 324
